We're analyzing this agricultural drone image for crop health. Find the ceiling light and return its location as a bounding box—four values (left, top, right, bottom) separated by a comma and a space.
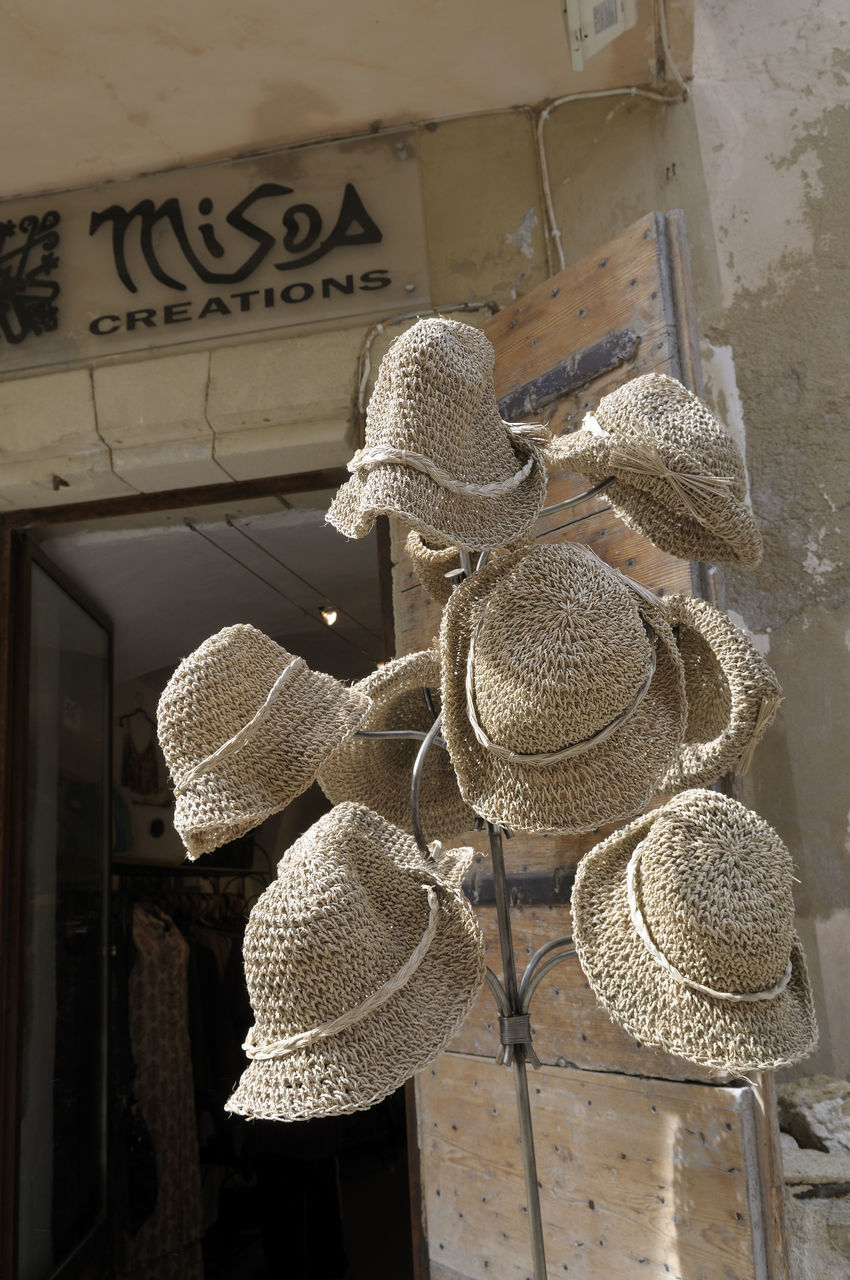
320, 607, 338, 627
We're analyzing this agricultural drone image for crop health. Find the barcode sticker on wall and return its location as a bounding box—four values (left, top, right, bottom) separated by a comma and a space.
593, 0, 618, 35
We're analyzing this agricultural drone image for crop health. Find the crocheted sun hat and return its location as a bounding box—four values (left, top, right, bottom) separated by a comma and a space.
440, 542, 687, 834
225, 802, 485, 1121
317, 649, 475, 843
405, 529, 537, 607
406, 531, 462, 606
327, 318, 550, 552
571, 789, 817, 1073
544, 373, 763, 567
660, 594, 783, 792
157, 625, 371, 860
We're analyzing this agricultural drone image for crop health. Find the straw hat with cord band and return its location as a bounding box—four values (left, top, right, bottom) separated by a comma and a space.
659, 593, 783, 791
327, 317, 550, 552
225, 802, 485, 1122
157, 624, 370, 860
544, 372, 763, 567
571, 789, 817, 1073
440, 541, 687, 834
317, 648, 476, 843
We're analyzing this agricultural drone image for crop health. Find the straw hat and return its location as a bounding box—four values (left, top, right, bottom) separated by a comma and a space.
317, 649, 475, 843
571, 789, 817, 1072
440, 542, 687, 833
544, 373, 763, 567
660, 594, 783, 791
405, 529, 536, 607
405, 530, 463, 606
225, 802, 485, 1121
327, 318, 550, 551
157, 624, 370, 860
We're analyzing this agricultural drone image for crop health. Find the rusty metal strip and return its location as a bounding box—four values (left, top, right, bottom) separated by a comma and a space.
497, 328, 640, 420
462, 867, 575, 908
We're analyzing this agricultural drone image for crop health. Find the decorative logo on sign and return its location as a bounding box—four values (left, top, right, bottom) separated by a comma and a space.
0, 211, 61, 346
88, 181, 382, 293
0, 134, 430, 372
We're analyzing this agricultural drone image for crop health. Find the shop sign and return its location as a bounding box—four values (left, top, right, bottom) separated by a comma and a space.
0, 133, 430, 375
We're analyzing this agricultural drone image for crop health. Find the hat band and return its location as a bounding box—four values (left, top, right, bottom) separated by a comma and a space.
465, 614, 657, 767
626, 841, 793, 1002
583, 412, 738, 527
173, 656, 306, 795
242, 884, 440, 1061
348, 429, 541, 499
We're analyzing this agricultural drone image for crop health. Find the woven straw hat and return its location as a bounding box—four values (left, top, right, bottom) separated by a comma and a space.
317, 649, 475, 842
327, 318, 550, 551
571, 789, 817, 1072
405, 529, 536, 607
660, 594, 783, 792
157, 624, 370, 860
406, 530, 463, 606
440, 542, 687, 833
544, 373, 763, 567
225, 802, 485, 1121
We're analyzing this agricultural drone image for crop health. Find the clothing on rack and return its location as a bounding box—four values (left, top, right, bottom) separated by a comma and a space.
117, 903, 203, 1280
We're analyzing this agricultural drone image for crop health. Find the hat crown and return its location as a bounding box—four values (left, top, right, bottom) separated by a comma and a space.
635, 792, 795, 996
470, 545, 655, 754
596, 373, 747, 498
157, 623, 296, 776
365, 318, 524, 486
242, 804, 442, 1040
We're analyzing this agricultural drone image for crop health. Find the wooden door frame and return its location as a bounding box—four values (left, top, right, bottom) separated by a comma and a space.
0, 465, 404, 1279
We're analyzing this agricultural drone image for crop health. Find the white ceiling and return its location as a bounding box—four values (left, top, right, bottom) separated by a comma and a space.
0, 0, 676, 199
36, 497, 384, 684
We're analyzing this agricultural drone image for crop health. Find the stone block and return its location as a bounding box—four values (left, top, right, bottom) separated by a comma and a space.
0, 447, 134, 510
0, 369, 98, 458
213, 416, 350, 482
206, 327, 362, 435
110, 438, 232, 493
93, 352, 212, 446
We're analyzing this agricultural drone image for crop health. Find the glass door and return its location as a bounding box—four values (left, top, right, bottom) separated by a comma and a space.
15, 546, 111, 1280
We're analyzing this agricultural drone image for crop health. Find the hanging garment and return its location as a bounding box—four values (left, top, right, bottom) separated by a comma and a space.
118, 905, 203, 1280
121, 728, 161, 798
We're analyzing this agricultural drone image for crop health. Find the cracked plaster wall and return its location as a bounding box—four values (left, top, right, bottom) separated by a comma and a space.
540, 0, 849, 1079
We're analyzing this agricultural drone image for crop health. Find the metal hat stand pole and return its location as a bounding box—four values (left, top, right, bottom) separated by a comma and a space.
353, 485, 606, 1280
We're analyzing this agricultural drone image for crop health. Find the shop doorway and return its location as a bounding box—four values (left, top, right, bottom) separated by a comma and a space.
0, 471, 415, 1280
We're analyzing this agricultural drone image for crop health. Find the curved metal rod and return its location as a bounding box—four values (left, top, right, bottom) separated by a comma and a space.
484, 966, 511, 1016
410, 711, 445, 855
422, 685, 439, 722
518, 935, 575, 1004
538, 476, 615, 519
521, 948, 576, 1013
355, 728, 448, 748
459, 549, 475, 579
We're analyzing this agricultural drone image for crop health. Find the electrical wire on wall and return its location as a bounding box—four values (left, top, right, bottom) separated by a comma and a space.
352, 0, 688, 403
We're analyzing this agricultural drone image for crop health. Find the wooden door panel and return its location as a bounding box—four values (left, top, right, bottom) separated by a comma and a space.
419, 1055, 762, 1280
390, 212, 785, 1279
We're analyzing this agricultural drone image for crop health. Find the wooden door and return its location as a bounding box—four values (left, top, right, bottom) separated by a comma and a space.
390, 213, 788, 1280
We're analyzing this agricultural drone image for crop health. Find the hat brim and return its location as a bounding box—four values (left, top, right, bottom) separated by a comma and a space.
440, 551, 687, 834
317, 650, 475, 843
660, 594, 783, 792
327, 437, 548, 553
548, 431, 763, 568
224, 867, 484, 1121
175, 667, 370, 860
571, 809, 818, 1073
